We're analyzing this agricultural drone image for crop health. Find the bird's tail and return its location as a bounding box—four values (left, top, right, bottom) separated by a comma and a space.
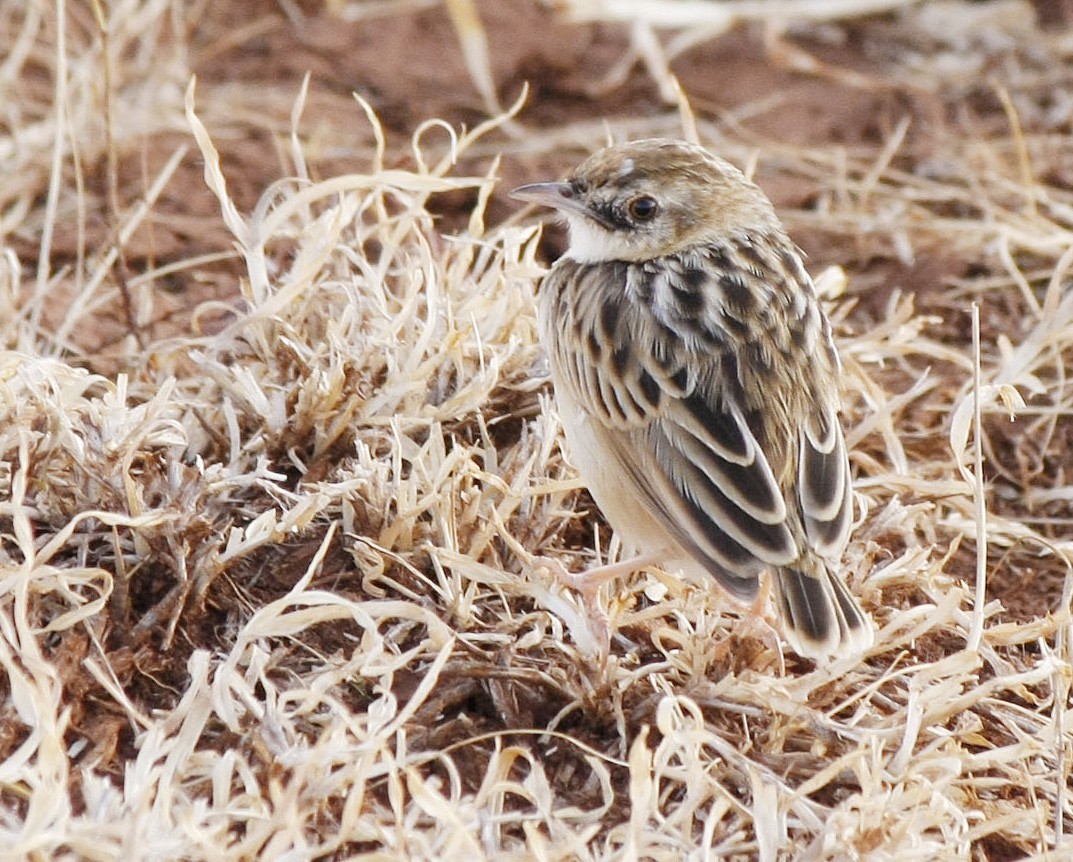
775, 559, 873, 660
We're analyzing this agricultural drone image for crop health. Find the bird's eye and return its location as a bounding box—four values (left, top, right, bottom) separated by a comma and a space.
627, 195, 659, 222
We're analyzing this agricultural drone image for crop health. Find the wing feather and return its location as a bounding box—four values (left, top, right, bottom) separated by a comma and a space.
664, 399, 786, 524
597, 425, 768, 599
653, 423, 797, 563
799, 402, 853, 557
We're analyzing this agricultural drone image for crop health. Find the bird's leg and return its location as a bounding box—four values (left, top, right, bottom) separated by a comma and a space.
747, 573, 787, 671
711, 572, 786, 672
553, 551, 666, 594
747, 569, 776, 619
530, 551, 666, 657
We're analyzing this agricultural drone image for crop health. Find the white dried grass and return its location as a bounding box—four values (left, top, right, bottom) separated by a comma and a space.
1, 1, 1072, 860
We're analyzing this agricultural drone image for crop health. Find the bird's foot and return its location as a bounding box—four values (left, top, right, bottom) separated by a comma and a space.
529, 552, 665, 660
530, 555, 612, 658
711, 575, 786, 673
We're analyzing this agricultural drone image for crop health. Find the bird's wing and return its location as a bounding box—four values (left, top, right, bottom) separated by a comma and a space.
545, 258, 808, 599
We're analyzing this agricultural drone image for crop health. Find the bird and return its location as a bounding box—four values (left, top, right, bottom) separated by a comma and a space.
510, 138, 874, 661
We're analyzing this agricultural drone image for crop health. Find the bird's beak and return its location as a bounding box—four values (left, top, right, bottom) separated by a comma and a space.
510, 181, 588, 219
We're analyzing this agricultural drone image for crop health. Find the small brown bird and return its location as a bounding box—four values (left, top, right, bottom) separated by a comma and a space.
511, 138, 873, 660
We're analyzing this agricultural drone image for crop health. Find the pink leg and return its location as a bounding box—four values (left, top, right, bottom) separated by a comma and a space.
550, 551, 666, 594
531, 551, 667, 657
706, 572, 785, 672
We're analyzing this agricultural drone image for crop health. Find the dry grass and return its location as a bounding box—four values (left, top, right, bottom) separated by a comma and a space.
1, 1, 1071, 859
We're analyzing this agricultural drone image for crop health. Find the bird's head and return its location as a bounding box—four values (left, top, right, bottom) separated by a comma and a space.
511, 139, 783, 263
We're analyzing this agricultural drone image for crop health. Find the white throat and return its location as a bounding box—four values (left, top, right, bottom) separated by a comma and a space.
563, 217, 626, 264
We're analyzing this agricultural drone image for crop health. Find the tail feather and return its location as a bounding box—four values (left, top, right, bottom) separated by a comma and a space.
776, 563, 873, 660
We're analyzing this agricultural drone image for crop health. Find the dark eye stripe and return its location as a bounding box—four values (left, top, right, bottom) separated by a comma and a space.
591, 202, 629, 230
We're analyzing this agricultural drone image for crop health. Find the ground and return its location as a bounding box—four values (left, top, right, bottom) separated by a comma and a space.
0, 1, 1071, 859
